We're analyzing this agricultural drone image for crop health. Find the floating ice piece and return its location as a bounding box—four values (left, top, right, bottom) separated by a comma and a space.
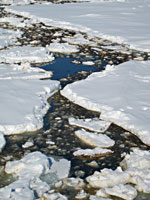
41, 192, 67, 200
0, 28, 22, 49
0, 46, 54, 64
47, 42, 79, 54
61, 61, 150, 145
63, 33, 94, 45
121, 149, 150, 170
49, 157, 71, 180
105, 184, 137, 200
86, 167, 130, 188
0, 131, 6, 152
73, 147, 113, 158
5, 151, 51, 178
69, 117, 111, 133
90, 196, 112, 200
0, 63, 52, 80
129, 176, 150, 193
75, 129, 115, 148
22, 141, 34, 148
82, 61, 95, 66
0, 78, 59, 135
75, 190, 88, 199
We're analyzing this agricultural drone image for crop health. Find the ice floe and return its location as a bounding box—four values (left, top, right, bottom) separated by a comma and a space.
86, 167, 130, 188
46, 42, 79, 54
69, 117, 111, 133
73, 147, 113, 158
0, 46, 54, 64
0, 77, 59, 135
61, 61, 150, 146
75, 129, 115, 148
0, 131, 6, 153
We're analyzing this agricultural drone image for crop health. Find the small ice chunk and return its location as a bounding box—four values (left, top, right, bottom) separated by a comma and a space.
47, 42, 79, 54
49, 157, 70, 180
82, 61, 95, 66
22, 141, 34, 148
105, 184, 137, 200
73, 147, 113, 158
0, 131, 6, 152
41, 192, 67, 200
75, 129, 115, 148
69, 117, 111, 133
86, 167, 130, 189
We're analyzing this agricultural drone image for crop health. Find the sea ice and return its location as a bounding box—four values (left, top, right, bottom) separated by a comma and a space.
104, 184, 137, 200
0, 28, 22, 49
69, 117, 111, 133
86, 167, 130, 188
46, 42, 79, 54
0, 131, 6, 152
73, 147, 112, 157
75, 129, 115, 148
61, 61, 150, 145
7, 0, 150, 51
0, 78, 59, 135
0, 46, 54, 64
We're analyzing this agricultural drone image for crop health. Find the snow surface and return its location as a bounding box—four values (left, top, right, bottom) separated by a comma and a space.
0, 46, 54, 64
69, 117, 111, 133
62, 61, 150, 146
73, 147, 112, 157
75, 129, 115, 148
7, 0, 150, 51
46, 42, 79, 54
0, 28, 22, 49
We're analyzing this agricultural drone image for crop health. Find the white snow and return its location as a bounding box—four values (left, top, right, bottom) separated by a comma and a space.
86, 167, 130, 189
62, 61, 150, 146
46, 42, 79, 54
0, 28, 22, 49
73, 147, 112, 157
22, 141, 34, 148
69, 117, 111, 133
0, 151, 70, 199
6, 0, 150, 51
0, 46, 54, 64
104, 184, 137, 200
0, 131, 6, 152
75, 129, 115, 148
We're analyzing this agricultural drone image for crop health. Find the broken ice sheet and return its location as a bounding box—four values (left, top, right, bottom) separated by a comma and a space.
75, 129, 115, 148
0, 46, 54, 64
46, 42, 79, 54
69, 117, 111, 133
73, 147, 113, 158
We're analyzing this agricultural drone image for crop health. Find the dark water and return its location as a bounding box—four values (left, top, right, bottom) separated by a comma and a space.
39, 57, 99, 80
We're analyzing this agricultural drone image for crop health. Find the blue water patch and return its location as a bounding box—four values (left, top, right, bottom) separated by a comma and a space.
39, 57, 98, 80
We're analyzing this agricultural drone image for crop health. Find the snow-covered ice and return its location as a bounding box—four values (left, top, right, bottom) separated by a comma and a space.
86, 167, 130, 188
73, 147, 112, 157
104, 184, 137, 200
62, 61, 150, 145
0, 77, 59, 135
75, 129, 115, 148
0, 28, 22, 49
0, 46, 54, 64
46, 42, 79, 54
69, 117, 111, 133
6, 0, 150, 51
0, 131, 6, 153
